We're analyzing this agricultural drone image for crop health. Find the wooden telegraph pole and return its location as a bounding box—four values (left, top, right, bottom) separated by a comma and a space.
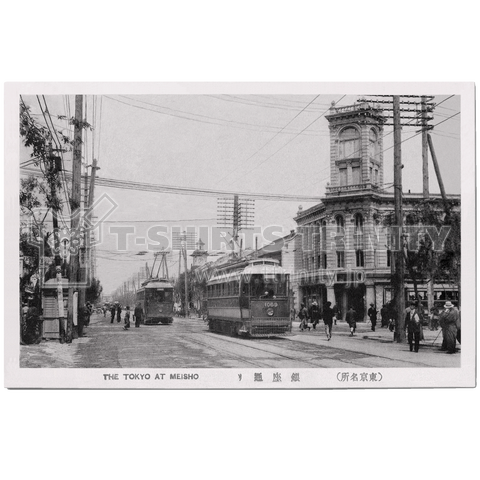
422, 96, 430, 200
182, 231, 189, 318
67, 95, 83, 341
393, 96, 406, 342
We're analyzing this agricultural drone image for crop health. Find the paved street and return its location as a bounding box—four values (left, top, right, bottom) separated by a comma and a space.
20, 312, 461, 369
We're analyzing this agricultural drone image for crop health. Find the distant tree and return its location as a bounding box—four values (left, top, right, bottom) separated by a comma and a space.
382, 199, 461, 303
86, 277, 103, 305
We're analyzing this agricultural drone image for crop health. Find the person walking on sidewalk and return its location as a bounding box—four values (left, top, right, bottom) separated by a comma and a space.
123, 306, 131, 330
406, 304, 423, 352
346, 306, 356, 336
309, 300, 320, 330
134, 303, 144, 328
323, 301, 334, 340
116, 303, 122, 323
368, 303, 378, 331
110, 303, 116, 323
298, 303, 310, 331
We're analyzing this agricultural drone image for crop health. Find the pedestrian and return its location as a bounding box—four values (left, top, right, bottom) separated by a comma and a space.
102, 304, 107, 318
123, 306, 131, 330
368, 303, 378, 331
134, 302, 144, 328
380, 304, 388, 328
323, 301, 334, 340
439, 301, 459, 354
116, 302, 122, 323
110, 303, 116, 323
405, 301, 415, 323
346, 306, 356, 336
309, 300, 320, 330
297, 303, 310, 331
406, 304, 423, 352
85, 301, 93, 326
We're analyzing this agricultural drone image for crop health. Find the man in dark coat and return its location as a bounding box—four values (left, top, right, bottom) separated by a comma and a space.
116, 303, 122, 323
368, 303, 378, 331
323, 301, 334, 340
346, 306, 356, 336
134, 303, 144, 328
110, 304, 116, 323
406, 305, 422, 352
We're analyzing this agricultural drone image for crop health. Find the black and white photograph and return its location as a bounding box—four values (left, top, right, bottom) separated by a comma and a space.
5, 82, 475, 388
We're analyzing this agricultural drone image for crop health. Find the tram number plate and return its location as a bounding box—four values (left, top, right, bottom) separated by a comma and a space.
264, 302, 278, 308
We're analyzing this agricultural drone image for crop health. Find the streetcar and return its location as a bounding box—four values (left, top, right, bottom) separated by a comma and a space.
206, 258, 291, 337
135, 278, 174, 325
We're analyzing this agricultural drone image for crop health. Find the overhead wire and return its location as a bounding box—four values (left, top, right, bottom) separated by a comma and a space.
104, 95, 328, 137
213, 94, 322, 186
227, 95, 347, 188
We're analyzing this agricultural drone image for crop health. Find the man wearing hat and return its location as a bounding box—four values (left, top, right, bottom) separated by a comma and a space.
367, 303, 378, 332
439, 301, 459, 354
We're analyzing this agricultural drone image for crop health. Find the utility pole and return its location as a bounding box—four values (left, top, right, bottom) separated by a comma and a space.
393, 96, 406, 342
217, 195, 254, 255
182, 231, 189, 318
67, 95, 83, 341
86, 158, 99, 285
422, 96, 430, 200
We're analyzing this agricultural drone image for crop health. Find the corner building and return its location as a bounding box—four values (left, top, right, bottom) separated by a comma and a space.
292, 102, 460, 322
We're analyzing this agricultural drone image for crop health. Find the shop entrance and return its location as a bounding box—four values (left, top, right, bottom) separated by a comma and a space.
334, 283, 366, 322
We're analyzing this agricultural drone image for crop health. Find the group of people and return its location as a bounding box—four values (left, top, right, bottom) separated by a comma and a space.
297, 301, 339, 340
108, 301, 144, 330
402, 300, 461, 353
295, 298, 461, 355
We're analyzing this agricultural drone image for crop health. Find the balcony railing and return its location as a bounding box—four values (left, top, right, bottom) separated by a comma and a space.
328, 102, 384, 116
326, 182, 379, 195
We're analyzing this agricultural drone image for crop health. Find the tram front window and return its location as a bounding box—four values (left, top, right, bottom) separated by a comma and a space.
146, 289, 173, 303
249, 274, 287, 298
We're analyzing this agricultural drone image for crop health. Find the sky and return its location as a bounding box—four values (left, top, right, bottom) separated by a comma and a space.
19, 91, 461, 296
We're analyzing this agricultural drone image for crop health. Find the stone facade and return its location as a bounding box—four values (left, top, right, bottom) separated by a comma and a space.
291, 102, 460, 322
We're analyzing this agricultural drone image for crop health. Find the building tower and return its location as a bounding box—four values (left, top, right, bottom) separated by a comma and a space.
190, 239, 209, 269
325, 101, 385, 194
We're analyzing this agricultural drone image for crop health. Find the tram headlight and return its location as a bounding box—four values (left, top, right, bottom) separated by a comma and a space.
267, 308, 274, 316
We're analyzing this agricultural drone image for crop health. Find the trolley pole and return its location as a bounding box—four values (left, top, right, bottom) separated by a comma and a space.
393, 96, 406, 342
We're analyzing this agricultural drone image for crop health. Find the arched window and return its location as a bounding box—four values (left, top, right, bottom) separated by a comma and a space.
339, 127, 361, 160
354, 213, 364, 250
354, 213, 364, 232
335, 215, 344, 231
369, 128, 379, 160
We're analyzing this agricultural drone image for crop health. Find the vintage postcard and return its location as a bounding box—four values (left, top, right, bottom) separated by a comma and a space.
4, 82, 475, 388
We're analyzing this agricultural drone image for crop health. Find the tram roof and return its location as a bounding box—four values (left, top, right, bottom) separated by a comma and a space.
207, 259, 287, 285
139, 278, 174, 289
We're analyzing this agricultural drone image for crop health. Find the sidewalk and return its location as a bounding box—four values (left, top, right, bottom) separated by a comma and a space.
290, 319, 460, 368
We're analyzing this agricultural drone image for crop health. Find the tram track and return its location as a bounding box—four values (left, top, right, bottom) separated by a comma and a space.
189, 331, 438, 368
183, 329, 361, 368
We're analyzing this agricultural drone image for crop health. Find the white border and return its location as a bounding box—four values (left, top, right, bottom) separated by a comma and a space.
5, 82, 476, 389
